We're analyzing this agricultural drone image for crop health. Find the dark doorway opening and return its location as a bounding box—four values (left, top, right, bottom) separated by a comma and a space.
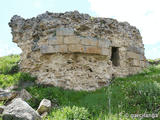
111, 47, 120, 66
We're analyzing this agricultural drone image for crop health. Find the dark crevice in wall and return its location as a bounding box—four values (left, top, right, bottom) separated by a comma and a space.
111, 47, 120, 66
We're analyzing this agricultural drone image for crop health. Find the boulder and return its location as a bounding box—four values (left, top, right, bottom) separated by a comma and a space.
0, 106, 5, 114
40, 112, 48, 118
2, 98, 41, 120
17, 89, 32, 101
0, 90, 17, 101
37, 99, 51, 115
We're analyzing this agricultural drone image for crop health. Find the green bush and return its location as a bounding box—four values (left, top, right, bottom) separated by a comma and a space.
47, 106, 90, 120
127, 81, 160, 112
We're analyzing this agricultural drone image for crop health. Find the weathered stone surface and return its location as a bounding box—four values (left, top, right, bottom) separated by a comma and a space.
40, 45, 58, 54
81, 37, 98, 46
57, 45, 68, 53
101, 48, 110, 56
98, 39, 111, 48
16, 89, 32, 101
0, 106, 5, 114
36, 54, 111, 91
48, 36, 63, 45
68, 44, 84, 52
2, 98, 41, 120
127, 51, 140, 59
0, 90, 17, 101
85, 46, 101, 54
9, 11, 146, 91
40, 112, 48, 118
56, 27, 74, 36
131, 59, 140, 67
37, 99, 51, 115
127, 46, 144, 55
140, 60, 146, 67
64, 36, 80, 44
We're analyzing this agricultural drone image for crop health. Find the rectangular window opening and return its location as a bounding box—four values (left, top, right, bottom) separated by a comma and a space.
111, 47, 120, 66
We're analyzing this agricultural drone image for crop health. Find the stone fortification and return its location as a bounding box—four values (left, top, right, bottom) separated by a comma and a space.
9, 11, 146, 90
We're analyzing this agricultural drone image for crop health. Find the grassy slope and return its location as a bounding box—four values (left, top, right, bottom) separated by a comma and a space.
0, 55, 160, 120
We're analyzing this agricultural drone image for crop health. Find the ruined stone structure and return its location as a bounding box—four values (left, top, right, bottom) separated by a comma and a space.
9, 11, 146, 91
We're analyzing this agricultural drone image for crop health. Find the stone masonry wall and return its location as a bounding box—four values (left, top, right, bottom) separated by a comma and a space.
9, 11, 146, 91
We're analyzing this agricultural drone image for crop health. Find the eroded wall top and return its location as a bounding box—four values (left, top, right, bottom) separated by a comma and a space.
9, 11, 143, 56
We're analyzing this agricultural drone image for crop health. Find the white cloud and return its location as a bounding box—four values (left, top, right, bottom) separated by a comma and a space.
88, 0, 160, 44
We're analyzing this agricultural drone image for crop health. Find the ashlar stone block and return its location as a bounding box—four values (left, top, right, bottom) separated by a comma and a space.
41, 45, 58, 54
68, 44, 84, 52
127, 51, 139, 59
127, 46, 144, 55
81, 37, 98, 46
84, 46, 101, 54
98, 39, 111, 48
58, 45, 68, 53
48, 36, 63, 45
64, 36, 81, 44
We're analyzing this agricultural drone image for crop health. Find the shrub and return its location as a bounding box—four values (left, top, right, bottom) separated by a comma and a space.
47, 106, 90, 120
127, 81, 160, 112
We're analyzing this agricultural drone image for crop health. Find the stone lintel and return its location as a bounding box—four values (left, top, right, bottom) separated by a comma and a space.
98, 39, 111, 48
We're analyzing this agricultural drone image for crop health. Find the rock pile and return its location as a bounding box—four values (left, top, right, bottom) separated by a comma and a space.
0, 89, 51, 120
2, 98, 41, 120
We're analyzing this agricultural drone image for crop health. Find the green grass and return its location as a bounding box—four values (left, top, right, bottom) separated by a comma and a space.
0, 55, 160, 120
0, 72, 36, 89
26, 65, 160, 120
0, 55, 36, 89
0, 54, 20, 74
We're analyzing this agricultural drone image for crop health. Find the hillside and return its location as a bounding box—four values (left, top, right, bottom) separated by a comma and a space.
0, 55, 160, 120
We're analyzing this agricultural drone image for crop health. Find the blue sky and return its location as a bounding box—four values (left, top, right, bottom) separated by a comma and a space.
0, 0, 159, 59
